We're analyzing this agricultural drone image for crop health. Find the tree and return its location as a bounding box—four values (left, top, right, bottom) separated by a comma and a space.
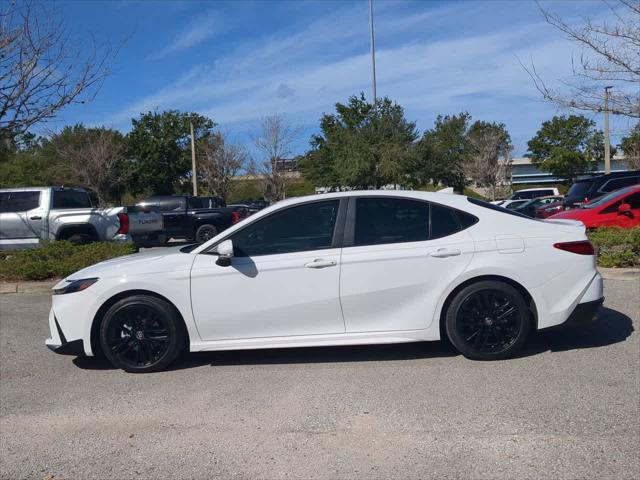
50, 125, 128, 204
523, 0, 639, 118
619, 123, 640, 169
0, 1, 111, 144
466, 121, 513, 200
526, 115, 612, 182
198, 132, 249, 201
300, 94, 418, 190
127, 111, 215, 195
413, 113, 473, 194
252, 114, 298, 202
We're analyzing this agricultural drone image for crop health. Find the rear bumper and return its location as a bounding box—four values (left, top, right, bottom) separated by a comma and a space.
560, 297, 604, 328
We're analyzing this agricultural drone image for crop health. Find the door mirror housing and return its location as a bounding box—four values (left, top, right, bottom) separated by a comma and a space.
617, 203, 632, 216
215, 239, 234, 267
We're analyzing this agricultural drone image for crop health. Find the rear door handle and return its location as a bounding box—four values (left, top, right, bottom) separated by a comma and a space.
29, 215, 42, 220
430, 248, 462, 258
304, 259, 337, 269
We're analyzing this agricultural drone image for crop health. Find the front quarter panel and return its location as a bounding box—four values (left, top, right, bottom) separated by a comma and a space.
51, 252, 198, 356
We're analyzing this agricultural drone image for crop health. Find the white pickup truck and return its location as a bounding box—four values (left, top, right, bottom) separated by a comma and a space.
0, 186, 164, 250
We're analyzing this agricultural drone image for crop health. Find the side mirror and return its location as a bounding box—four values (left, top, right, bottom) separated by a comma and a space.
215, 239, 234, 267
617, 203, 632, 216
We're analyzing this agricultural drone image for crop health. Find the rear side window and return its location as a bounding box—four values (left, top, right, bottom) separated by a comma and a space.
52, 190, 92, 209
600, 176, 640, 193
430, 203, 460, 239
354, 198, 429, 246
0, 191, 41, 212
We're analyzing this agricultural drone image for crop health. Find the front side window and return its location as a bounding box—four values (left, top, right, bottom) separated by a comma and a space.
0, 191, 41, 212
354, 198, 429, 246
229, 200, 339, 257
52, 190, 91, 209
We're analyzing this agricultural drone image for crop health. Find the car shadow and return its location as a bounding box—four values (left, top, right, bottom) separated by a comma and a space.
72, 307, 634, 371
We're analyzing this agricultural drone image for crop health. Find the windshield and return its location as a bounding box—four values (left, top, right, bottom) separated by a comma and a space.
581, 186, 635, 209
567, 181, 591, 199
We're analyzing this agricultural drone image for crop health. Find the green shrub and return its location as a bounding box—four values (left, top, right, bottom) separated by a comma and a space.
588, 227, 640, 268
0, 241, 136, 281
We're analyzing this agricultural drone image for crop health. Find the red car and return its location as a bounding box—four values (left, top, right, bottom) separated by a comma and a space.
547, 185, 640, 228
535, 200, 564, 218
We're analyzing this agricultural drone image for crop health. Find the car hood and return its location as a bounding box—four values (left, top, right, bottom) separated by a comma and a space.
64, 246, 193, 282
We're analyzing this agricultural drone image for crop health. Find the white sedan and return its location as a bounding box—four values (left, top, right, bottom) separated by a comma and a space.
46, 191, 604, 372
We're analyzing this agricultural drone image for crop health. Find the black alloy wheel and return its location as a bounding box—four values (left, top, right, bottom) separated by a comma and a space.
99, 295, 184, 372
195, 224, 218, 244
445, 281, 531, 360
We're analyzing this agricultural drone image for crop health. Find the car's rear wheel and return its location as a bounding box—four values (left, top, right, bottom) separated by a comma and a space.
195, 224, 217, 243
99, 295, 184, 373
445, 281, 531, 360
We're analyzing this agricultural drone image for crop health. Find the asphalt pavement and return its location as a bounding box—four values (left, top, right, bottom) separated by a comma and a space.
1, 278, 638, 479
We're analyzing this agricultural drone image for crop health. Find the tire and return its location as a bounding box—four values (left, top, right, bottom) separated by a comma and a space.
195, 224, 218, 244
445, 281, 531, 361
99, 295, 185, 373
65, 232, 94, 244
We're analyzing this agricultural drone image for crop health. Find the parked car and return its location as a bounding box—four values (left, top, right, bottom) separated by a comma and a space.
0, 187, 164, 250
548, 185, 640, 229
46, 191, 602, 372
231, 199, 269, 213
503, 199, 529, 210
536, 200, 564, 219
512, 196, 564, 218
136, 195, 240, 243
564, 170, 640, 207
492, 187, 560, 205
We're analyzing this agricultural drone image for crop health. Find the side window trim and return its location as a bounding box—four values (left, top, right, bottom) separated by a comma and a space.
204, 198, 348, 255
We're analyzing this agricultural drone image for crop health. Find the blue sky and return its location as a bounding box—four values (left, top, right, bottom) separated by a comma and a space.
52, 0, 634, 157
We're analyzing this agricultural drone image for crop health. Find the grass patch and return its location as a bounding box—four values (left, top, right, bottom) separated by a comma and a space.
588, 227, 640, 268
0, 241, 136, 281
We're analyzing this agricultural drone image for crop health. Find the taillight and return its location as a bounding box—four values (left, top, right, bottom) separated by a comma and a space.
117, 213, 129, 234
553, 241, 594, 255
231, 211, 240, 225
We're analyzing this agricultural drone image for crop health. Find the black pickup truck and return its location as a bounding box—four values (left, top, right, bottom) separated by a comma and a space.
136, 195, 240, 244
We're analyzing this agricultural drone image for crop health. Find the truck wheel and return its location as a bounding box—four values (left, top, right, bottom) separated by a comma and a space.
66, 232, 95, 245
195, 224, 218, 244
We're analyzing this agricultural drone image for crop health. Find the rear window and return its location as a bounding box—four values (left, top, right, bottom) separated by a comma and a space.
52, 190, 92, 209
0, 191, 41, 212
467, 197, 531, 218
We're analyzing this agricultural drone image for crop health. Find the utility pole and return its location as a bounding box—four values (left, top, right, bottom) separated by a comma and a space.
368, 0, 377, 105
190, 120, 198, 196
604, 86, 613, 174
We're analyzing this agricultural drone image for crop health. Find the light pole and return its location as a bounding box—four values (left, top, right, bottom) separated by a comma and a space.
604, 86, 613, 174
368, 0, 377, 105
190, 120, 198, 196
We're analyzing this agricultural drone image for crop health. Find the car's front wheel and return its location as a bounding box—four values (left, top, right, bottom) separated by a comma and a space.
99, 295, 185, 373
445, 281, 531, 360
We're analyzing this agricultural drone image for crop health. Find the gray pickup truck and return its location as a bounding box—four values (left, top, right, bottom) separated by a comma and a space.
0, 186, 164, 250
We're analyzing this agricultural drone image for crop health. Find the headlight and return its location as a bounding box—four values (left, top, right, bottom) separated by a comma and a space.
53, 278, 99, 295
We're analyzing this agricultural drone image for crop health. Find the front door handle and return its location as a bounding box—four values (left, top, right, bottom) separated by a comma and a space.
29, 215, 42, 220
304, 259, 337, 269
430, 248, 462, 258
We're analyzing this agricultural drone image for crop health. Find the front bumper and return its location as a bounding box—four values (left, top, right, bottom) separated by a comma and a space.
45, 314, 86, 356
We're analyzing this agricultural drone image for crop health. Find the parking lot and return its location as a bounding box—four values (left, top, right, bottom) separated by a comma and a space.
1, 277, 638, 479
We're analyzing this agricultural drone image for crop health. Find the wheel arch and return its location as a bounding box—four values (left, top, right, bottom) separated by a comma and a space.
438, 275, 539, 341
56, 223, 99, 241
90, 289, 190, 357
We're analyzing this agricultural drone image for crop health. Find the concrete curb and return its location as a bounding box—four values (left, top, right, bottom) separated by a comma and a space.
598, 267, 640, 281
0, 280, 58, 295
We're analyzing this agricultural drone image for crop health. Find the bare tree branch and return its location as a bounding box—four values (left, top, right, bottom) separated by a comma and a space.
524, 0, 639, 118
0, 1, 112, 143
198, 132, 249, 201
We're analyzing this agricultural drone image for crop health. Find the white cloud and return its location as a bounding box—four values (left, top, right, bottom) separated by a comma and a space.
151, 10, 225, 59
